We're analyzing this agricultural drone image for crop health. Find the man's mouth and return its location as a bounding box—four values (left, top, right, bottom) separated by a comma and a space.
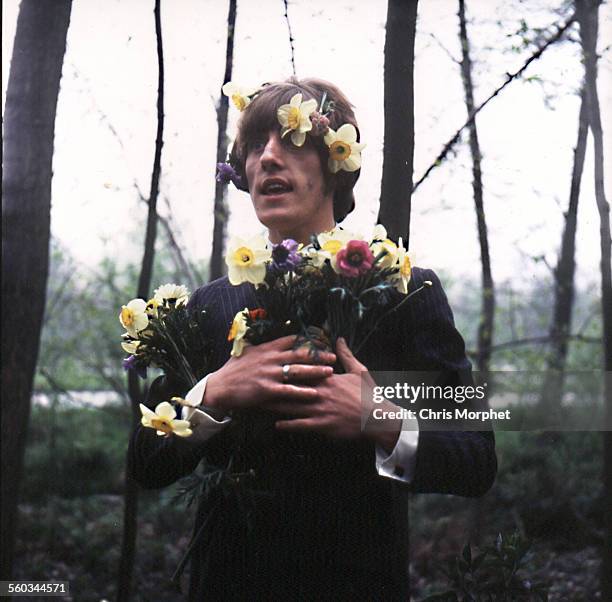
260, 178, 293, 196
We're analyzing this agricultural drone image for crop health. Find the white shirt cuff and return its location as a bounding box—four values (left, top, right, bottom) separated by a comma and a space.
375, 415, 419, 482
181, 374, 231, 442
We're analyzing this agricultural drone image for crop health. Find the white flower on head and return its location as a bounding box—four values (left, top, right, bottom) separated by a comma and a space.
121, 339, 140, 354
119, 299, 149, 337
153, 283, 189, 306
225, 235, 271, 286
277, 93, 318, 147
370, 224, 398, 269
324, 124, 366, 173
228, 308, 249, 357
139, 402, 193, 437
222, 82, 259, 111
394, 238, 412, 294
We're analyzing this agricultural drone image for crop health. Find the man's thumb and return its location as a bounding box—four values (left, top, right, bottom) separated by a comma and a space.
336, 337, 363, 373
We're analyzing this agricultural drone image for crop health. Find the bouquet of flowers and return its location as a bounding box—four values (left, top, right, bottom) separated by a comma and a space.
224, 225, 429, 361
119, 283, 215, 437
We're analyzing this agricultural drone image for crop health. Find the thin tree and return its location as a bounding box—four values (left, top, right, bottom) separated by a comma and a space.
458, 0, 494, 377
1, 0, 72, 580
576, 1, 612, 599
209, 0, 238, 281
457, 0, 494, 547
116, 1, 165, 599
378, 0, 419, 245
540, 87, 588, 410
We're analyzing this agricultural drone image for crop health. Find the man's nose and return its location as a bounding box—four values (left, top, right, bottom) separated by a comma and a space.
260, 133, 285, 169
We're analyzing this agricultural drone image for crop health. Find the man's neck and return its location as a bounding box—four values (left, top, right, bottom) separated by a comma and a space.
268, 221, 337, 245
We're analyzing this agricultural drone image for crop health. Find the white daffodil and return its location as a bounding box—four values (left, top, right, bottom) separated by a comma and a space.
370, 224, 398, 269
225, 235, 271, 286
222, 82, 258, 111
145, 297, 160, 318
277, 93, 318, 147
300, 228, 354, 268
119, 298, 149, 337
139, 402, 193, 437
324, 124, 366, 173
121, 339, 140, 354
153, 283, 189, 306
228, 309, 249, 357
394, 238, 412, 294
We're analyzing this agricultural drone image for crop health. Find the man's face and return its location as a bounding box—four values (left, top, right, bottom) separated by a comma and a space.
244, 130, 335, 244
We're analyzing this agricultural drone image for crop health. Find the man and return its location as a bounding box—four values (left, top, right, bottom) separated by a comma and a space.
129, 77, 497, 600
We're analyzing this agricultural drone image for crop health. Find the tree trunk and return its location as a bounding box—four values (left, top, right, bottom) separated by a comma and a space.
116, 1, 164, 599
209, 0, 238, 281
1, 0, 72, 580
540, 88, 588, 410
378, 0, 418, 245
577, 1, 612, 599
458, 0, 494, 378
458, 0, 494, 547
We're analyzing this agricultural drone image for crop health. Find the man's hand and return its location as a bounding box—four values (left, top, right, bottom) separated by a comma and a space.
204, 335, 336, 413
268, 338, 402, 453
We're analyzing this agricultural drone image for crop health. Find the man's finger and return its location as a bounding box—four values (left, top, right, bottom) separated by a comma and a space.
271, 383, 320, 400
275, 417, 322, 431
278, 364, 333, 382
279, 348, 336, 366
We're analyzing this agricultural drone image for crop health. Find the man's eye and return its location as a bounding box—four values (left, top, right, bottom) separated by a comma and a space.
249, 139, 266, 152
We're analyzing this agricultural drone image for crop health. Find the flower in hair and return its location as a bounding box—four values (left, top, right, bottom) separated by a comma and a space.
216, 162, 242, 187
310, 112, 330, 137
222, 82, 259, 111
324, 124, 366, 173
277, 93, 318, 147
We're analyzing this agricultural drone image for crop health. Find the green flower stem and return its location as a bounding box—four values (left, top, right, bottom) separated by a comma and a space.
353, 281, 432, 356
158, 319, 198, 389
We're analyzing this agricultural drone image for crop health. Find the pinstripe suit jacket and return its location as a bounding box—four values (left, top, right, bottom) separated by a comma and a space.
128, 267, 496, 599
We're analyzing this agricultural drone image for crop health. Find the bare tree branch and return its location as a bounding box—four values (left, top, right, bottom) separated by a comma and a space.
283, 0, 297, 76
413, 13, 577, 192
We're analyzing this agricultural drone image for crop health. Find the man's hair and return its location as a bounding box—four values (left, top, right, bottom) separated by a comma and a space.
229, 77, 361, 223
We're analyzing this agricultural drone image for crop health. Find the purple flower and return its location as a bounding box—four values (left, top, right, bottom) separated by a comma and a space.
271, 239, 301, 272
122, 355, 147, 379
310, 112, 330, 136
216, 162, 242, 187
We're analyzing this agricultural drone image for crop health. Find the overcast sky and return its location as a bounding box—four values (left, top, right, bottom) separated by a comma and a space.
3, 0, 611, 289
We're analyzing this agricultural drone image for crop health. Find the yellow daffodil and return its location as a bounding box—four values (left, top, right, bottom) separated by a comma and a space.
225, 235, 271, 286
228, 308, 249, 357
323, 124, 366, 173
139, 402, 193, 437
121, 339, 140, 354
222, 82, 258, 111
394, 238, 412, 294
119, 298, 149, 337
370, 225, 398, 269
153, 283, 189, 306
277, 93, 318, 147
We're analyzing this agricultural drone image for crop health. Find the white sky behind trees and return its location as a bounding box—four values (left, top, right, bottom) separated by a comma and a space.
2, 0, 611, 289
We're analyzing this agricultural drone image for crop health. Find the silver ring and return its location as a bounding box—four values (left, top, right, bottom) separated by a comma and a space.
282, 364, 291, 383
